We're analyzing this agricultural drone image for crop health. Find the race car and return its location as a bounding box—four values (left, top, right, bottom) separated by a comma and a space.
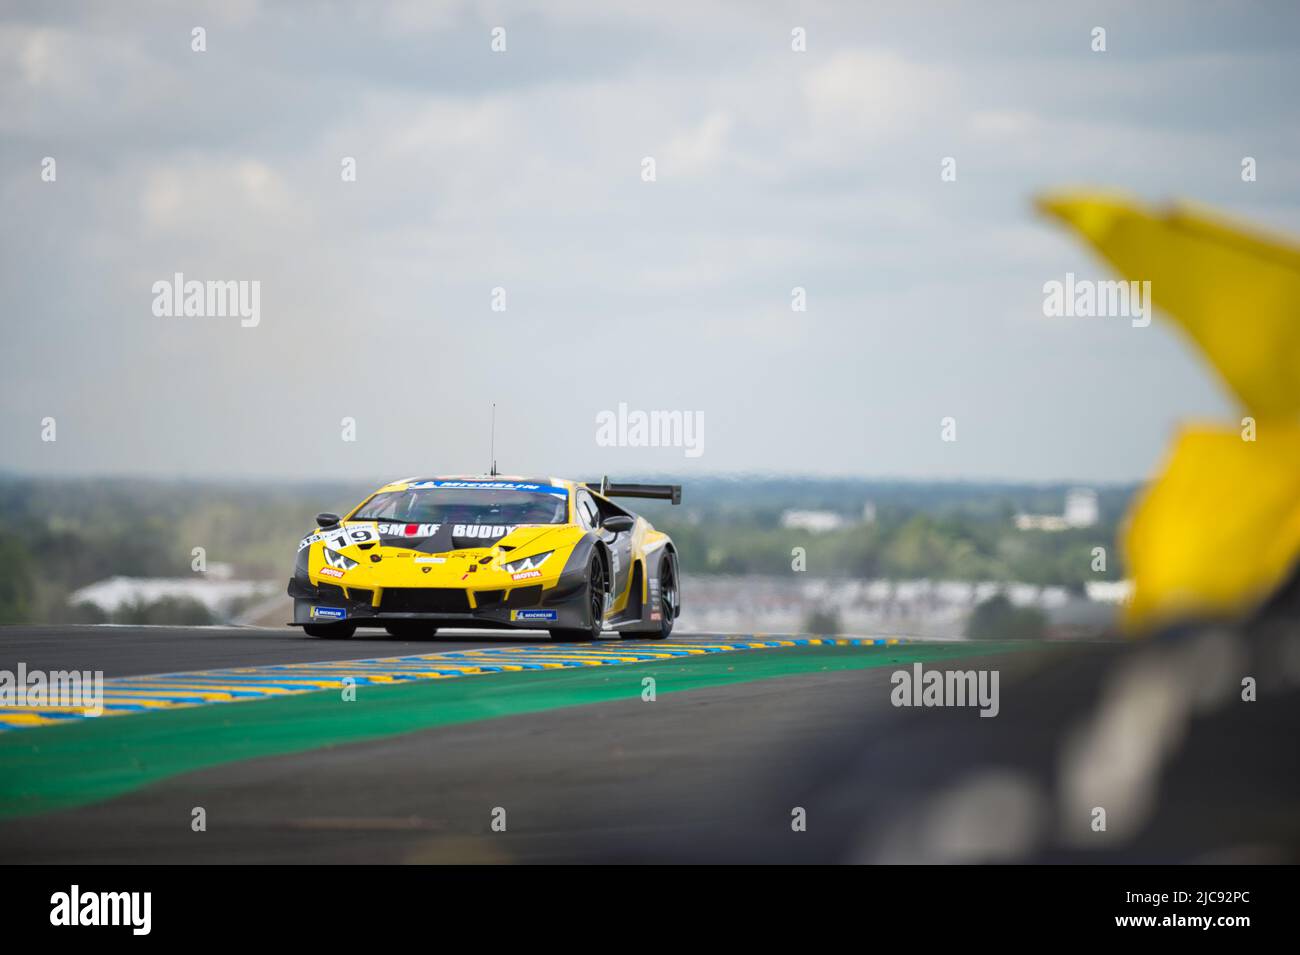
287, 476, 681, 641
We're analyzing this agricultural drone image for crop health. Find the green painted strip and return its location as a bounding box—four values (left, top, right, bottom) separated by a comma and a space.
0, 641, 1034, 820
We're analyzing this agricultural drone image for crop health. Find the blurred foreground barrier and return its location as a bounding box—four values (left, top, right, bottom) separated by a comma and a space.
1039, 193, 1300, 633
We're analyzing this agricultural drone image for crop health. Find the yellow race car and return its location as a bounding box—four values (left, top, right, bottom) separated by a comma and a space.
288, 476, 681, 641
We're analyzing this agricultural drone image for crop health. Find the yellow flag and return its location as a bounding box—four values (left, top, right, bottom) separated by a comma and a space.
1122, 421, 1300, 631
1037, 192, 1300, 417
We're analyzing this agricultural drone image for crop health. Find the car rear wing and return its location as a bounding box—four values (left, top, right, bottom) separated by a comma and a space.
585, 479, 682, 505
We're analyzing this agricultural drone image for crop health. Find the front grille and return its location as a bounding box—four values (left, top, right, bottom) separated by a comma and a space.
507, 585, 543, 606
346, 588, 374, 606
316, 583, 346, 601
379, 588, 471, 614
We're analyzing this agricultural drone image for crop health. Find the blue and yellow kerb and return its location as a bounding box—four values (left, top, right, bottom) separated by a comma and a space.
0, 636, 902, 732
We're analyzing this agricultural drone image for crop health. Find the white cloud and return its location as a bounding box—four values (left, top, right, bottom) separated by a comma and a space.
663, 111, 734, 177
802, 51, 951, 141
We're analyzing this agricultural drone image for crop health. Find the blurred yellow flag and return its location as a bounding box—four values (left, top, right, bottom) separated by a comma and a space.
1037, 192, 1300, 417
1123, 422, 1300, 631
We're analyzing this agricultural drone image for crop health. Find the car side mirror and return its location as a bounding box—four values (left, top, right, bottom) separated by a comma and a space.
601, 515, 635, 533
316, 512, 341, 529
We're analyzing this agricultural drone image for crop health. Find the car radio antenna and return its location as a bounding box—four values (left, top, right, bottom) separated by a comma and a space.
489, 402, 498, 476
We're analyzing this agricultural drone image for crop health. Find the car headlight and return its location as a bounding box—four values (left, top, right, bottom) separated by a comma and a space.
323, 547, 359, 570
502, 550, 553, 574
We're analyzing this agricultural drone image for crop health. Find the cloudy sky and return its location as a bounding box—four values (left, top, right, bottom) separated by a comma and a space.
3, 1, 1299, 483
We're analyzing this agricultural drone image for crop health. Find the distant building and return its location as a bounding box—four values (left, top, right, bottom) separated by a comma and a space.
1014, 514, 1069, 532
1085, 580, 1132, 604
782, 502, 875, 533
69, 576, 277, 615
204, 562, 237, 580
781, 509, 848, 533
1015, 486, 1099, 532
674, 574, 1121, 640
1064, 488, 1099, 528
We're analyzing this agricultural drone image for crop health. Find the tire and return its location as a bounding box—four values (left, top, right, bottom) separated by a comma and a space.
384, 623, 438, 639
549, 552, 607, 642
304, 622, 357, 639
646, 552, 677, 640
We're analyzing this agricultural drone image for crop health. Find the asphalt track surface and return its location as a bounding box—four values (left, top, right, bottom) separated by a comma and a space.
2, 624, 1298, 863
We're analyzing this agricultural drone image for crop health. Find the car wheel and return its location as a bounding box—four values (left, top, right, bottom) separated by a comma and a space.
303, 622, 357, 639
549, 552, 606, 642
384, 623, 438, 639
646, 553, 677, 640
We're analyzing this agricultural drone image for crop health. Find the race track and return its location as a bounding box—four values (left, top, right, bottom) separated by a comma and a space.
1, 624, 1297, 863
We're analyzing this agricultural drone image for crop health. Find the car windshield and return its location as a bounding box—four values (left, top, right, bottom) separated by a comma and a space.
351, 485, 569, 525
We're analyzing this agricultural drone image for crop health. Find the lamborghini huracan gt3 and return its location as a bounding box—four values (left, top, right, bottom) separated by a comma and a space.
287, 476, 681, 641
